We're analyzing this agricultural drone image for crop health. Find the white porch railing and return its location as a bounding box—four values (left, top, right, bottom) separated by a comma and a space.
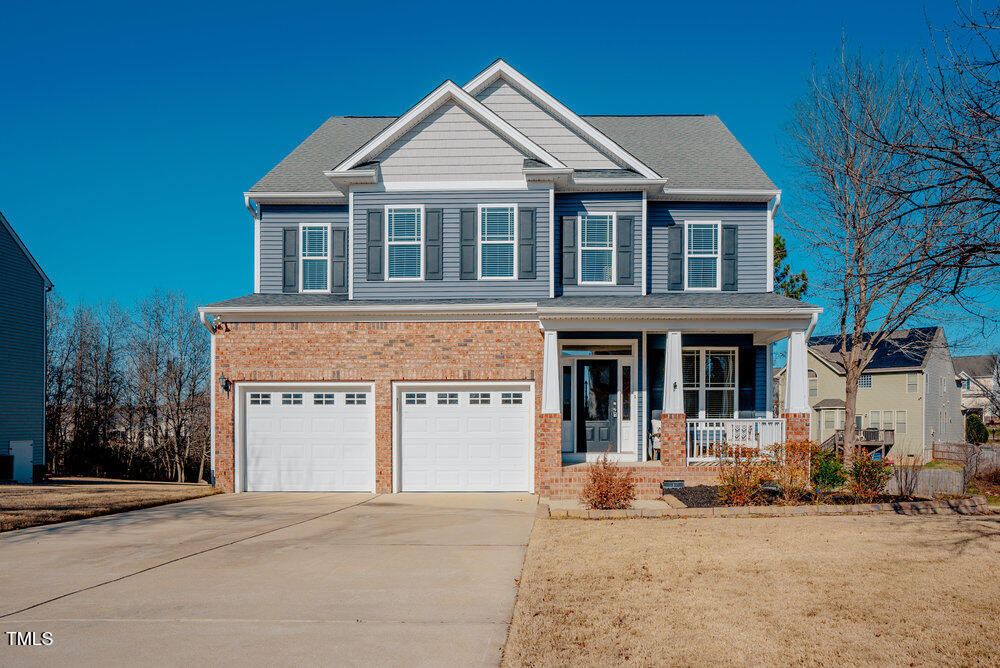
686, 418, 786, 464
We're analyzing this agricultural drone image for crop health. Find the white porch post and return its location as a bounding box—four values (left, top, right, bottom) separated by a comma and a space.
784, 329, 810, 414
541, 330, 560, 413
663, 330, 684, 414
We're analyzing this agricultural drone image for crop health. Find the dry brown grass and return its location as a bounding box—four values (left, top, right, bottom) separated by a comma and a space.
503, 514, 1000, 666
0, 477, 217, 532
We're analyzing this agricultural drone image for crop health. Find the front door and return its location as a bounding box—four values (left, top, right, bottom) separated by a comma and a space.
577, 360, 618, 453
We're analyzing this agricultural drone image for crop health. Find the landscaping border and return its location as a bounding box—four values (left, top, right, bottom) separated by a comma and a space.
541, 495, 991, 519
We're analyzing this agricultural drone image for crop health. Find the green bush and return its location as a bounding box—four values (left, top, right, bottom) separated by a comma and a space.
966, 414, 989, 445
811, 448, 847, 490
848, 449, 894, 503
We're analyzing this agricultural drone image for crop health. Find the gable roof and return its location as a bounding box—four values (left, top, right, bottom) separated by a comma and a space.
250, 115, 774, 194
0, 209, 52, 289
808, 326, 943, 374
953, 354, 998, 379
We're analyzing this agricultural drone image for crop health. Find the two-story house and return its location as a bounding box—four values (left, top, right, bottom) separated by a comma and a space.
954, 354, 999, 424
1, 209, 52, 483
776, 327, 964, 461
199, 61, 819, 498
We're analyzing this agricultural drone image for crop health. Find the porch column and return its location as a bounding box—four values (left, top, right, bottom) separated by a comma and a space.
782, 329, 812, 443
537, 329, 563, 494
659, 330, 687, 469
541, 330, 560, 413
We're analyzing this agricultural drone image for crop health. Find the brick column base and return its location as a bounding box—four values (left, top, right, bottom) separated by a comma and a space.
782, 412, 811, 442
659, 413, 687, 468
536, 413, 563, 494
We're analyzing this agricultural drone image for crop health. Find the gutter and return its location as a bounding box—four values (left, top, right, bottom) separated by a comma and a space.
199, 310, 216, 333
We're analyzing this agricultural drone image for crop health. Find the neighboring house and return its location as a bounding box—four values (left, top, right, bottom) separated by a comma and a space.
0, 210, 52, 482
953, 354, 999, 423
199, 60, 819, 499
777, 327, 963, 461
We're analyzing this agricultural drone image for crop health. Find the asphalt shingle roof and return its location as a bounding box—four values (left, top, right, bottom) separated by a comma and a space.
953, 354, 998, 379
809, 327, 943, 373
249, 115, 775, 193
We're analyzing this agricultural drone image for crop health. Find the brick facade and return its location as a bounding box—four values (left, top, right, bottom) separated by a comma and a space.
782, 412, 811, 443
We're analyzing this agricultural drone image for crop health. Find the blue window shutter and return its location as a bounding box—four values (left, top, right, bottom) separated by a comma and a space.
667, 225, 683, 291
722, 224, 738, 291
561, 216, 577, 286
518, 208, 536, 279
366, 210, 383, 281
331, 227, 348, 294
425, 209, 443, 280
282, 227, 298, 293
460, 209, 476, 280
616, 216, 634, 285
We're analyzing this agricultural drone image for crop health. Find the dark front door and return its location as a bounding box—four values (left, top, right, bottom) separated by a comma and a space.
577, 360, 618, 453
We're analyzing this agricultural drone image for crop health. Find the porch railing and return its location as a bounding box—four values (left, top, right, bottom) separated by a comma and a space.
686, 418, 786, 464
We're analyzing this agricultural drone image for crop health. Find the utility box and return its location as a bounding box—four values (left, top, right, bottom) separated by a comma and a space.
10, 440, 34, 483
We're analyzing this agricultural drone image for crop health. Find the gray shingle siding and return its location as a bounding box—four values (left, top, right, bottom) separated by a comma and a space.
923, 335, 964, 450
554, 192, 643, 296
646, 201, 768, 293
0, 222, 46, 465
259, 205, 349, 294
352, 189, 551, 299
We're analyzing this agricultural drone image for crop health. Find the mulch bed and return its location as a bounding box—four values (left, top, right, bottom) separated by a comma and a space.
669, 485, 923, 509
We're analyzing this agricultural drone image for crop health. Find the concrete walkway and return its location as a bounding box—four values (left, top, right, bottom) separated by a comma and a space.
0, 492, 537, 667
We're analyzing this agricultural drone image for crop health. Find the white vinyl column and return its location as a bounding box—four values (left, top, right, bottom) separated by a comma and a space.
541, 330, 560, 413
662, 331, 684, 414
784, 330, 810, 413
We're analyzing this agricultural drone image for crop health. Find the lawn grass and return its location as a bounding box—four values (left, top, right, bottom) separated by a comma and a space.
0, 477, 218, 532
503, 513, 1000, 666
923, 460, 963, 472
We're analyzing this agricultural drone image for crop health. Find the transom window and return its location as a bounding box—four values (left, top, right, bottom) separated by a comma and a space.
479, 205, 516, 279
682, 348, 737, 419
345, 393, 367, 405
579, 213, 615, 284
281, 393, 303, 405
501, 392, 523, 405
859, 374, 873, 389
249, 393, 270, 405
301, 226, 329, 291
437, 392, 458, 405
470, 392, 490, 405
404, 392, 427, 405
386, 206, 423, 280
313, 393, 336, 405
685, 221, 720, 290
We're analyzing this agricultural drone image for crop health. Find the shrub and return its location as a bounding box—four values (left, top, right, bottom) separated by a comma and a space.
580, 456, 636, 509
811, 448, 847, 491
716, 447, 770, 506
891, 455, 922, 499
966, 414, 989, 445
766, 440, 814, 505
848, 448, 894, 503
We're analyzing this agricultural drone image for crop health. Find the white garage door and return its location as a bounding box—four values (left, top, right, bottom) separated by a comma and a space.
243, 386, 374, 492
399, 385, 532, 492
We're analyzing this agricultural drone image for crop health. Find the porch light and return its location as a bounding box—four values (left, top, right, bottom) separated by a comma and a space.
218, 373, 231, 393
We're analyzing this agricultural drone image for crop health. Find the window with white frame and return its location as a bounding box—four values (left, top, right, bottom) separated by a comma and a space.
437, 392, 458, 405
300, 226, 329, 291
896, 410, 907, 433
824, 410, 834, 430
281, 393, 303, 405
386, 206, 423, 279
313, 393, 336, 405
249, 392, 270, 405
404, 392, 427, 405
345, 393, 366, 405
685, 221, 720, 290
501, 392, 523, 405
469, 392, 490, 405
682, 348, 737, 419
808, 369, 818, 397
859, 374, 872, 389
579, 213, 615, 284
907, 372, 919, 393
480, 205, 516, 279
870, 410, 881, 429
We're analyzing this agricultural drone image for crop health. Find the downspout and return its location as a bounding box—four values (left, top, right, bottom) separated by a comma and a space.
199, 310, 216, 334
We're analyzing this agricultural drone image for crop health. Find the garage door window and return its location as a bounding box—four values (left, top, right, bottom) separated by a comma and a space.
404, 392, 427, 405
313, 393, 336, 405
249, 392, 271, 405
437, 392, 458, 405
470, 392, 491, 405
345, 393, 367, 405
281, 393, 303, 405
501, 392, 523, 405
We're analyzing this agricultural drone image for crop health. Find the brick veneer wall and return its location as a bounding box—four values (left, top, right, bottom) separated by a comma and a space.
213, 320, 552, 493
782, 413, 811, 443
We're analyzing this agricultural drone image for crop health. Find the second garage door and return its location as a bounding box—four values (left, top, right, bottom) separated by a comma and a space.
398, 385, 533, 492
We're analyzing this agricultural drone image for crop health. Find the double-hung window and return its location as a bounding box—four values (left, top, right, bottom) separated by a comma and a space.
579, 213, 615, 284
300, 225, 329, 291
479, 205, 517, 279
684, 221, 720, 290
386, 206, 423, 280
682, 348, 737, 419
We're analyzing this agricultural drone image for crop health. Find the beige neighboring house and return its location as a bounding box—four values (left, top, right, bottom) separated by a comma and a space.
953, 354, 999, 423
776, 326, 964, 461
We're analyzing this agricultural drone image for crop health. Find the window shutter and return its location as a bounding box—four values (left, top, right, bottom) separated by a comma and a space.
331, 227, 348, 294
616, 216, 634, 285
460, 208, 477, 280
282, 227, 298, 293
425, 209, 443, 280
366, 210, 383, 281
667, 224, 683, 291
561, 216, 577, 286
518, 208, 536, 279
722, 224, 738, 291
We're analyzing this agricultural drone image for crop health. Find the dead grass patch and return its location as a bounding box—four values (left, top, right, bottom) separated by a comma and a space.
503, 514, 1000, 666
0, 477, 218, 531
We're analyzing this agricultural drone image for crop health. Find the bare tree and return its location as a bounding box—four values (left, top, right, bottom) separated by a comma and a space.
784, 47, 970, 456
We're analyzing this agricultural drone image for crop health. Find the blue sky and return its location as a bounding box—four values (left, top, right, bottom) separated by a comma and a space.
1, 0, 993, 351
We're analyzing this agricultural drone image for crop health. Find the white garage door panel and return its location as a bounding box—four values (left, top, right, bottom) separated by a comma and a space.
244, 388, 374, 492
400, 388, 532, 492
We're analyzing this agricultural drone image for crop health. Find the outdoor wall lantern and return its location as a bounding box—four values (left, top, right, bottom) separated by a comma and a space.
218, 372, 231, 393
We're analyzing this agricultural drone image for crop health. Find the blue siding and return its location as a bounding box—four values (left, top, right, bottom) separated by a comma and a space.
646, 201, 768, 293
259, 205, 349, 294
555, 192, 643, 295
0, 223, 46, 464
352, 189, 551, 299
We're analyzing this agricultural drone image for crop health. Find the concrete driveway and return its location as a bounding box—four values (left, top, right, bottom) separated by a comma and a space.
0, 492, 537, 666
